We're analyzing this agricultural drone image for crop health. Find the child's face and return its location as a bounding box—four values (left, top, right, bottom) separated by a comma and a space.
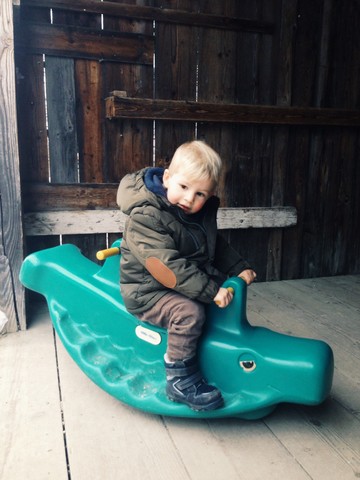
163, 169, 214, 214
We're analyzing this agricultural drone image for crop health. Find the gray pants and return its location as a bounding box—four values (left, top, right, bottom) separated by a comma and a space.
136, 291, 206, 361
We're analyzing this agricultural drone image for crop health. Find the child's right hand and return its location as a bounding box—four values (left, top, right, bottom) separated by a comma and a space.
214, 287, 234, 308
239, 269, 257, 285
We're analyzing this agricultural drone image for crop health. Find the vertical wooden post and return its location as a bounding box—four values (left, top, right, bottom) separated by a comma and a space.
0, 0, 26, 332
266, 0, 298, 281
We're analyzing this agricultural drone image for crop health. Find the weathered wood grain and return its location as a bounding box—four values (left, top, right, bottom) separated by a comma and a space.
15, 21, 154, 64
12, 0, 360, 288
102, 5, 154, 182
106, 95, 360, 126
195, 0, 238, 206
0, 0, 26, 332
15, 53, 49, 182
23, 207, 297, 236
50, 7, 107, 261
0, 307, 68, 478
46, 56, 79, 183
266, 0, 296, 281
76, 60, 104, 183
248, 277, 360, 421
3, 276, 359, 479
154, 4, 197, 167
0, 251, 17, 334
55, 338, 195, 480
21, 0, 275, 33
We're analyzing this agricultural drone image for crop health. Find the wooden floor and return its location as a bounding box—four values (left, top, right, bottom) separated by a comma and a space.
1, 275, 360, 480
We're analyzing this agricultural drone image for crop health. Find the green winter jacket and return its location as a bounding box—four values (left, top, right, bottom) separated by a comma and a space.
117, 167, 251, 314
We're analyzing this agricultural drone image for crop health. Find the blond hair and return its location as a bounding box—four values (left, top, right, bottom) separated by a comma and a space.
168, 140, 222, 188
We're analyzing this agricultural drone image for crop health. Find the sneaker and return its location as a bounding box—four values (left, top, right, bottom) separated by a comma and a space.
164, 357, 224, 411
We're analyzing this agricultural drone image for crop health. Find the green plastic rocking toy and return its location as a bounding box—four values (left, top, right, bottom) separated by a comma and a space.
19, 239, 334, 419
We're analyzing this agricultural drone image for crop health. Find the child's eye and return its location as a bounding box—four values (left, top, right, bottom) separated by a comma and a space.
197, 192, 205, 198
180, 184, 187, 190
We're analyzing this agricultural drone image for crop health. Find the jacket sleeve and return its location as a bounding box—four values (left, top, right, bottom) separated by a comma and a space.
213, 233, 252, 276
124, 209, 220, 303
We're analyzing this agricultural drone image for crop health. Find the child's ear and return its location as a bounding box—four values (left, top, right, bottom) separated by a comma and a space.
163, 169, 170, 188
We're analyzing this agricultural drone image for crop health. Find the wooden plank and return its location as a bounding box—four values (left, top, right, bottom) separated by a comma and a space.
0, 304, 68, 478
21, 0, 275, 34
3, 276, 358, 478
314, 0, 333, 107
268, 278, 360, 338
45, 56, 79, 182
196, 1, 238, 206
15, 21, 154, 64
163, 416, 311, 480
194, 2, 275, 282
339, 131, 359, 274
75, 60, 104, 183
106, 95, 360, 127
317, 275, 360, 301
265, 404, 360, 480
19, 276, 359, 480
15, 53, 49, 182
55, 276, 359, 480
23, 209, 126, 236
51, 6, 107, 261
319, 130, 344, 276
266, 0, 296, 281
330, 0, 360, 109
0, 0, 26, 332
23, 207, 297, 236
102, 4, 154, 182
55, 338, 191, 480
154, 1, 197, 165
0, 248, 17, 334
248, 278, 360, 346
281, 127, 310, 279
22, 184, 298, 218
14, 3, 56, 267
248, 278, 360, 416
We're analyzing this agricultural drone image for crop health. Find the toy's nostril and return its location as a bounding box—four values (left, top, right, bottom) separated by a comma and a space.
240, 360, 256, 372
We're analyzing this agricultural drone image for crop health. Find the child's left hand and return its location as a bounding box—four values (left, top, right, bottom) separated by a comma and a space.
214, 287, 234, 308
239, 269, 257, 285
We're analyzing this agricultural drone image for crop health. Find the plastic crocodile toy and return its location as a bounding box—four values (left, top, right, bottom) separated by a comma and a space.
19, 239, 334, 419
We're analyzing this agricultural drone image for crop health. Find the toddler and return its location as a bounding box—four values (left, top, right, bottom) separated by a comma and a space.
117, 140, 256, 411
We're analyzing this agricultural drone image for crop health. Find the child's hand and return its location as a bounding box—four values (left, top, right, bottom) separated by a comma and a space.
239, 269, 257, 285
214, 287, 234, 308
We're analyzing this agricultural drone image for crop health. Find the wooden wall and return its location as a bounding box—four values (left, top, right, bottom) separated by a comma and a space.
0, 0, 25, 333
11, 0, 360, 321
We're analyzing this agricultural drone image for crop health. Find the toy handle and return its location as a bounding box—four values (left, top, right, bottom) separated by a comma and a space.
215, 286, 235, 306
96, 247, 120, 261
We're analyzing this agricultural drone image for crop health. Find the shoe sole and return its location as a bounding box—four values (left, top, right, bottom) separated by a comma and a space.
167, 393, 224, 412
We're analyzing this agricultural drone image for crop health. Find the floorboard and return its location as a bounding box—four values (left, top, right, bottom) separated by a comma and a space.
0, 306, 68, 480
1, 276, 359, 480
247, 279, 360, 420
56, 339, 191, 480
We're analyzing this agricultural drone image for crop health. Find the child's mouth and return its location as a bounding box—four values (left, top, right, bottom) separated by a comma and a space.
179, 204, 191, 213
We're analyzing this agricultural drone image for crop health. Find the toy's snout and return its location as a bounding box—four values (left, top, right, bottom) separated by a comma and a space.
236, 332, 333, 405
203, 277, 334, 407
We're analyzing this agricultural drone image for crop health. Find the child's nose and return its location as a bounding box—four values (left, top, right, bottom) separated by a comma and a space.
184, 192, 195, 204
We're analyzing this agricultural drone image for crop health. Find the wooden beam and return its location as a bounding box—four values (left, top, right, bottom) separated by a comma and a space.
14, 22, 154, 64
22, 183, 119, 212
21, 0, 275, 34
23, 207, 297, 236
106, 95, 360, 127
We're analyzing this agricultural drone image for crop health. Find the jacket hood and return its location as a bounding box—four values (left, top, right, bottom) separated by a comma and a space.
117, 168, 167, 215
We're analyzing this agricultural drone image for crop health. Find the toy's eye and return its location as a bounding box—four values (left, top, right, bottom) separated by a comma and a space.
239, 360, 256, 372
